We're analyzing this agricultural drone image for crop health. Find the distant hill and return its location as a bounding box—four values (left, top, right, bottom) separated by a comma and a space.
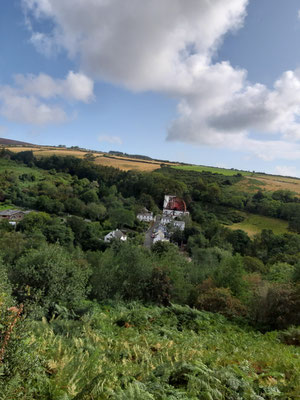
0, 137, 36, 146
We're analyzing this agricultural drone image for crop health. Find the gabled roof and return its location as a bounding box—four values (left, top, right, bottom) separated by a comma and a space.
113, 230, 126, 239
0, 209, 23, 216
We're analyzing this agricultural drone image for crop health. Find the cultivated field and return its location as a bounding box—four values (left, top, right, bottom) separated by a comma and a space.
236, 174, 300, 196
2, 146, 172, 172
228, 212, 289, 237
4, 145, 300, 184
94, 155, 162, 171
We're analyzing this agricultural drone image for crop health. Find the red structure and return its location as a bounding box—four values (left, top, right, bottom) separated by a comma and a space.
165, 196, 187, 212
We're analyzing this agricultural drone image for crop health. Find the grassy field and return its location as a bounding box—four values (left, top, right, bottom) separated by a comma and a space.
172, 164, 249, 176
238, 174, 300, 196
228, 212, 289, 236
0, 158, 42, 176
0, 203, 15, 211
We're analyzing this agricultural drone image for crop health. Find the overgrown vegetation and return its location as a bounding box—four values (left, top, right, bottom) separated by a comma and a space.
1, 148, 300, 398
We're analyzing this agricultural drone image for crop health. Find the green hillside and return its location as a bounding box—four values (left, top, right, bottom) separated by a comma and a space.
228, 213, 289, 236
3, 302, 300, 399
172, 164, 249, 176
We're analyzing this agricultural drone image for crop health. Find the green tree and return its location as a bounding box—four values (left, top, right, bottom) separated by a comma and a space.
81, 189, 99, 204
89, 243, 152, 301
11, 244, 91, 316
85, 202, 106, 220
227, 229, 250, 256
213, 254, 248, 300
109, 208, 135, 229
18, 211, 51, 232
267, 262, 295, 283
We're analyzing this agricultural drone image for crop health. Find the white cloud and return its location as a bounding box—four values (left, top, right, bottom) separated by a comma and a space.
0, 71, 94, 125
22, 0, 300, 160
275, 165, 298, 178
98, 135, 122, 146
22, 0, 248, 92
0, 86, 67, 125
14, 71, 94, 102
298, 9, 300, 19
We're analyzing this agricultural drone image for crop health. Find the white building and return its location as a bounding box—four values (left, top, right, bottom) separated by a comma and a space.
153, 230, 169, 244
160, 215, 173, 224
160, 215, 185, 231
104, 229, 127, 243
173, 221, 185, 231
137, 210, 154, 222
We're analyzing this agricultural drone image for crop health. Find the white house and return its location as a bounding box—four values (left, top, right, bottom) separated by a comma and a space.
160, 215, 173, 224
104, 229, 127, 243
173, 221, 185, 231
137, 210, 154, 222
153, 230, 169, 244
160, 216, 185, 231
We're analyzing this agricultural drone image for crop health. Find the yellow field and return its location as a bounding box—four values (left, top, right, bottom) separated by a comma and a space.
2, 146, 166, 172
94, 156, 162, 171
4, 146, 42, 152
33, 149, 89, 158
236, 174, 300, 196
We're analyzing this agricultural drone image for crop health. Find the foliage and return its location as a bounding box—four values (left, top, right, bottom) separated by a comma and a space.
279, 326, 300, 346
1, 153, 300, 397
195, 279, 247, 318
0, 302, 298, 399
10, 244, 91, 316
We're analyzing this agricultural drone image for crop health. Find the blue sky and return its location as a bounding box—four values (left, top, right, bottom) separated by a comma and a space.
2, 1, 300, 176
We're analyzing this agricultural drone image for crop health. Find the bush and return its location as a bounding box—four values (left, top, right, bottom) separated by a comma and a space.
195, 284, 247, 318
279, 326, 300, 346
243, 256, 267, 274
10, 244, 91, 316
251, 284, 300, 330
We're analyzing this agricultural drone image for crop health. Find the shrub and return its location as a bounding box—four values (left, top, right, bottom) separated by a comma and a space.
195, 280, 246, 318
251, 283, 300, 330
279, 326, 300, 346
10, 243, 91, 316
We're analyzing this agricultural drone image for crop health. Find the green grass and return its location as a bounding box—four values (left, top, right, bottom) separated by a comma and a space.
228, 213, 289, 236
0, 158, 41, 176
0, 203, 15, 211
172, 164, 250, 176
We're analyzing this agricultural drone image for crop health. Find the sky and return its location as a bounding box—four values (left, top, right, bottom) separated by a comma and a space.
2, 1, 300, 176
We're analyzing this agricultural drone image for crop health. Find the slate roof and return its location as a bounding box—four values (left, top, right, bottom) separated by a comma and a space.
0, 209, 23, 216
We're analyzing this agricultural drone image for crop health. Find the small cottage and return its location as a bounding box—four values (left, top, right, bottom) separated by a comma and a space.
104, 229, 127, 243
137, 208, 154, 222
153, 230, 169, 244
0, 209, 25, 221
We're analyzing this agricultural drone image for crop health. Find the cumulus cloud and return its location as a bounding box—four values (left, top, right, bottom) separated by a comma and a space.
22, 0, 248, 92
0, 71, 94, 125
168, 69, 300, 158
98, 135, 123, 146
22, 0, 300, 160
14, 71, 94, 102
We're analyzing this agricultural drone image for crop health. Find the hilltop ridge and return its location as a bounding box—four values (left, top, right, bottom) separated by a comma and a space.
0, 137, 36, 146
